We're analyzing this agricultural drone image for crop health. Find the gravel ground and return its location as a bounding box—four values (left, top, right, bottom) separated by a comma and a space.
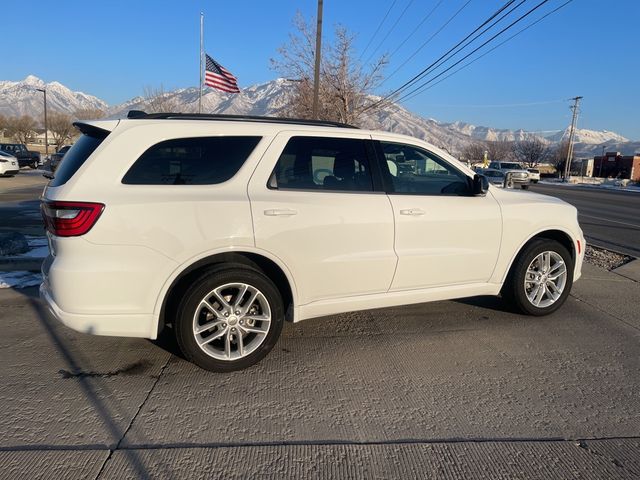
584, 244, 633, 270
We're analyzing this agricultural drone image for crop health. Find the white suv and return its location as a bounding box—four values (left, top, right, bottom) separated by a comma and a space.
40, 113, 585, 371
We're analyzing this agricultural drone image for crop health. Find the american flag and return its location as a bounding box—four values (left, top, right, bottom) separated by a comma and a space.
205, 54, 240, 93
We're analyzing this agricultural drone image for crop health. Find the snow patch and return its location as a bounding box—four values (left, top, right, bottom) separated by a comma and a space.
0, 271, 42, 289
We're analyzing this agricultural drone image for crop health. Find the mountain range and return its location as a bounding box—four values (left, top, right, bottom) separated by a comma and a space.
1, 75, 637, 158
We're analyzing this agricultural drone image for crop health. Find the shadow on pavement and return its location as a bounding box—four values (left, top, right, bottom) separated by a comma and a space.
11, 289, 160, 478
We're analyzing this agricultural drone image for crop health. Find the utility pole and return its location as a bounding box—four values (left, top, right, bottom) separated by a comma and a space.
563, 96, 583, 181
312, 0, 324, 119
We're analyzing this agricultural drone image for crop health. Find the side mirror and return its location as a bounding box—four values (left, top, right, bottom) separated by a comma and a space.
472, 174, 489, 196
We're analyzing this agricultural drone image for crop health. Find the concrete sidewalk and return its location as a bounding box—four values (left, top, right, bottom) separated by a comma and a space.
0, 262, 639, 479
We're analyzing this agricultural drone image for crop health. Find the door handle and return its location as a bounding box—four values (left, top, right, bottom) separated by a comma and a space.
264, 209, 298, 217
399, 208, 425, 216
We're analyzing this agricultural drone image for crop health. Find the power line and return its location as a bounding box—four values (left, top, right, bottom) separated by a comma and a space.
400, 0, 574, 102
422, 99, 567, 108
387, 0, 445, 60
386, 0, 524, 99
368, 0, 521, 110
393, 0, 553, 104
381, 0, 475, 86
364, 0, 416, 65
359, 0, 398, 60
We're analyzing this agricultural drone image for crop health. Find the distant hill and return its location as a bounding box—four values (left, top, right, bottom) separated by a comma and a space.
1, 75, 637, 157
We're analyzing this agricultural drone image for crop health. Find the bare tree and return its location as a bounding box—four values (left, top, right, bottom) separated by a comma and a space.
4, 115, 37, 144
271, 12, 388, 125
143, 85, 180, 113
486, 140, 513, 162
48, 112, 75, 149
74, 108, 106, 120
549, 140, 570, 175
513, 138, 549, 168
460, 142, 487, 163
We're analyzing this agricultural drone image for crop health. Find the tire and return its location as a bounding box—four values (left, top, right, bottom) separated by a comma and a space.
521, 184, 529, 190
175, 264, 284, 372
502, 239, 574, 316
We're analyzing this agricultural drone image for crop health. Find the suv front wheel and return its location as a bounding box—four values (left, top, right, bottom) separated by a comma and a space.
503, 239, 574, 316
175, 265, 284, 372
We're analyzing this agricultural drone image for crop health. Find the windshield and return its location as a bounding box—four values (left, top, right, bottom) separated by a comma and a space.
501, 162, 524, 170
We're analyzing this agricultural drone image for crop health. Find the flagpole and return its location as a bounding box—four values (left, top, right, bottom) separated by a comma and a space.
199, 12, 204, 113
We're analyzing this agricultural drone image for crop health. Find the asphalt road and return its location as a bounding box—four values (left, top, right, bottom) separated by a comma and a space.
1, 263, 639, 479
0, 170, 48, 236
530, 183, 640, 257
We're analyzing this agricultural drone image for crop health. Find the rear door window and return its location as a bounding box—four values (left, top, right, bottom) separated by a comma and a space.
122, 136, 261, 185
49, 134, 106, 187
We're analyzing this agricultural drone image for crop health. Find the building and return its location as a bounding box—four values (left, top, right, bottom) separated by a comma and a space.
593, 152, 640, 181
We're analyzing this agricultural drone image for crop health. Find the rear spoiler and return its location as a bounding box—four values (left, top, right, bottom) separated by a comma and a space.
72, 120, 120, 137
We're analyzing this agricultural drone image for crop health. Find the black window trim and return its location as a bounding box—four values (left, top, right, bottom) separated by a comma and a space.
266, 136, 385, 194
372, 139, 474, 197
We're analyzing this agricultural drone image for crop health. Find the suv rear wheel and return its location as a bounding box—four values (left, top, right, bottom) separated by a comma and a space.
175, 265, 284, 372
503, 239, 573, 316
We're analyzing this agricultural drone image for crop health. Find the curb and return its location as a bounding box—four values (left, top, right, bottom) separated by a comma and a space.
612, 259, 640, 283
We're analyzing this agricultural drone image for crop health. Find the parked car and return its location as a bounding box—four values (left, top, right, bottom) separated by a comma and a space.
49, 145, 72, 172
527, 168, 541, 183
489, 161, 530, 189
0, 143, 40, 168
481, 168, 506, 187
0, 150, 19, 176
40, 112, 585, 372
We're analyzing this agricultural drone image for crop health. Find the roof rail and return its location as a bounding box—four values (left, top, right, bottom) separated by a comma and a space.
125, 110, 358, 129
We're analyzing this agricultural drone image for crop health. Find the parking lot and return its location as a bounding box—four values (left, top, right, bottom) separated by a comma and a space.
1, 171, 639, 479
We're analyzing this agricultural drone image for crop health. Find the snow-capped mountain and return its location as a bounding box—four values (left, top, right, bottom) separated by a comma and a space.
545, 127, 628, 145
0, 75, 107, 117
1, 75, 636, 157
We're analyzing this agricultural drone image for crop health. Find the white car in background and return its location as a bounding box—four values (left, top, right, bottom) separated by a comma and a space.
40, 112, 586, 372
527, 168, 541, 183
0, 150, 19, 177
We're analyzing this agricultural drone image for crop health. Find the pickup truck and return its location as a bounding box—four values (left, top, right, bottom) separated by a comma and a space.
0, 143, 40, 169
488, 161, 531, 189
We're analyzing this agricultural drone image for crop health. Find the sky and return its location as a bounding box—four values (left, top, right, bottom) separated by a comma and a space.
2, 0, 639, 139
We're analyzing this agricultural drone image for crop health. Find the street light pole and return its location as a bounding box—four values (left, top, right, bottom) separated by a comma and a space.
599, 144, 605, 178
36, 88, 48, 159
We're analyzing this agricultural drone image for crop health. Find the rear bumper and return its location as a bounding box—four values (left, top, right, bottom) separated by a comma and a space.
40, 280, 157, 339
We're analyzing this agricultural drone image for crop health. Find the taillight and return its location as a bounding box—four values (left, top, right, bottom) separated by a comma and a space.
41, 201, 104, 237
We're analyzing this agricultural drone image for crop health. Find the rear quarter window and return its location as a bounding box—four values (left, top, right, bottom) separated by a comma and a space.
122, 136, 261, 185
49, 134, 105, 187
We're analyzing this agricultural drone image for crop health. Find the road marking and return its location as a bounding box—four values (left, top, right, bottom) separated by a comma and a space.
579, 214, 640, 229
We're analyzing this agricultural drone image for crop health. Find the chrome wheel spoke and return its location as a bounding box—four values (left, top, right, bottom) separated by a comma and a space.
236, 331, 244, 356
533, 284, 546, 306
548, 265, 567, 281
240, 325, 268, 335
224, 331, 232, 358
212, 289, 232, 311
241, 289, 260, 314
244, 314, 270, 323
195, 320, 224, 334
233, 284, 249, 308
198, 328, 227, 346
199, 299, 223, 318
